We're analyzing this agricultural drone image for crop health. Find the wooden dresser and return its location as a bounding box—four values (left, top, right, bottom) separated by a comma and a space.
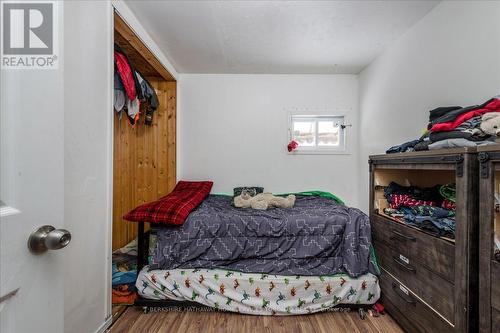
369, 149, 478, 333
478, 145, 500, 332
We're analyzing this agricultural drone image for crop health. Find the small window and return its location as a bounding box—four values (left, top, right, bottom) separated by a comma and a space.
288, 114, 347, 154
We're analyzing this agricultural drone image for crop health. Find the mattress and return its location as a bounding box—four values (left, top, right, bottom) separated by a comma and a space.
151, 194, 376, 277
136, 266, 380, 315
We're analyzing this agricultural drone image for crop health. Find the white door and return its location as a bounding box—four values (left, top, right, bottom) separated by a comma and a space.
0, 1, 112, 332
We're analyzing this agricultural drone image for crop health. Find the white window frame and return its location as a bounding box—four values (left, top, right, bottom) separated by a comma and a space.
287, 113, 349, 155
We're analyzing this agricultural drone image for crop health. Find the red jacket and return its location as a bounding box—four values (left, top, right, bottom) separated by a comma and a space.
114, 51, 136, 101
431, 98, 500, 132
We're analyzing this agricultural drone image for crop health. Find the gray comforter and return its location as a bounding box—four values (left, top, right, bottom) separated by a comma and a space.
150, 195, 375, 277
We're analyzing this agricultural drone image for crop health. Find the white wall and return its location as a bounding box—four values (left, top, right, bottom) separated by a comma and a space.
179, 74, 360, 206
62, 2, 179, 332
112, 0, 179, 80
358, 0, 500, 212
63, 1, 113, 333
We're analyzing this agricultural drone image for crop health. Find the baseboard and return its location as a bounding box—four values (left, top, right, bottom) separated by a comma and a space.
94, 316, 113, 333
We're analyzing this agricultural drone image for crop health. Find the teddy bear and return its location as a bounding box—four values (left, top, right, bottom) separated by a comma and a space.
480, 113, 500, 136
234, 192, 296, 210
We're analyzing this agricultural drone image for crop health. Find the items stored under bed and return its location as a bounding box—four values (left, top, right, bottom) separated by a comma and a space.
369, 149, 479, 333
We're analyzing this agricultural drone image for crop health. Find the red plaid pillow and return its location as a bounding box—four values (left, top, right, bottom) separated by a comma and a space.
123, 181, 213, 225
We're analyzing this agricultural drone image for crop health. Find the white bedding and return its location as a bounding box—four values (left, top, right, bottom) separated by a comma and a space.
137, 266, 380, 315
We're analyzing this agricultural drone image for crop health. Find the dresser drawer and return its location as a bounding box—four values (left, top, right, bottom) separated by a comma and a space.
380, 269, 453, 333
371, 213, 455, 283
374, 240, 454, 323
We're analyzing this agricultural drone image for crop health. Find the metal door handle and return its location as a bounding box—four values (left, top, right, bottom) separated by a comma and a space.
28, 225, 71, 254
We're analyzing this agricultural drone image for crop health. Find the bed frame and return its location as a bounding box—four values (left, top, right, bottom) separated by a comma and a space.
134, 221, 373, 318
135, 221, 212, 313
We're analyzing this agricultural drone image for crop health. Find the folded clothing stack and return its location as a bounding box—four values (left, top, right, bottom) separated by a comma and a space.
386, 96, 500, 153
382, 182, 456, 239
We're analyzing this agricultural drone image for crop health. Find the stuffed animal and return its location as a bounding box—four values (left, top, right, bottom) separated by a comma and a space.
480, 113, 500, 136
234, 192, 296, 210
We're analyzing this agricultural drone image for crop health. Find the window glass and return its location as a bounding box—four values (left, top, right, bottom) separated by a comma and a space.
289, 114, 347, 153
292, 120, 316, 147
318, 120, 339, 146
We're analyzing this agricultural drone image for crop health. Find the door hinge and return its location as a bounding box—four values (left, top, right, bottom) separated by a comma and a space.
478, 152, 490, 178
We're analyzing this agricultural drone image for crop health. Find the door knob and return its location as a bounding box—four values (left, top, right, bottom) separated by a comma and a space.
28, 225, 71, 254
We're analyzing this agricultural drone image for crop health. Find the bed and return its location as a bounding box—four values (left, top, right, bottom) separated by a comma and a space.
137, 267, 380, 315
132, 193, 381, 315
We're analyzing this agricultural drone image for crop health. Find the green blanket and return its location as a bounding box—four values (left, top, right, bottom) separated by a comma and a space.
215, 190, 344, 205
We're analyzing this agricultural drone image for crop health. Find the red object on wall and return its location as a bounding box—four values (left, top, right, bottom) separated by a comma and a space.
287, 140, 299, 152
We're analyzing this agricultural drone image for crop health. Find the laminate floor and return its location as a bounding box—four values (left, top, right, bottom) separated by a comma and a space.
109, 306, 404, 333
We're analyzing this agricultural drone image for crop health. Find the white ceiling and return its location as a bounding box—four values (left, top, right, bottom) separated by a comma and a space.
124, 1, 439, 74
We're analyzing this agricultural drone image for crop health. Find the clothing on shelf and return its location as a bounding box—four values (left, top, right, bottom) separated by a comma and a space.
384, 181, 442, 203
429, 115, 492, 142
428, 106, 462, 123
386, 96, 500, 153
386, 139, 420, 154
430, 96, 500, 132
442, 199, 456, 211
382, 182, 456, 239
402, 212, 455, 239
389, 194, 435, 209
439, 183, 456, 202
414, 139, 430, 151
406, 205, 454, 218
428, 138, 496, 150
439, 183, 456, 210
382, 208, 404, 219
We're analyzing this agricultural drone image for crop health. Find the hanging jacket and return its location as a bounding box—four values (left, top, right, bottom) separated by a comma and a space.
135, 70, 159, 125
114, 44, 144, 100
135, 71, 159, 109
114, 68, 126, 113
114, 51, 136, 101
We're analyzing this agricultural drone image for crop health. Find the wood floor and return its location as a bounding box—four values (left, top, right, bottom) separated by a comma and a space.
109, 306, 404, 333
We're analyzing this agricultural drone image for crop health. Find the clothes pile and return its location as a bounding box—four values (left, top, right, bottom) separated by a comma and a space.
112, 240, 138, 305
382, 181, 456, 239
386, 96, 500, 153
114, 44, 159, 126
